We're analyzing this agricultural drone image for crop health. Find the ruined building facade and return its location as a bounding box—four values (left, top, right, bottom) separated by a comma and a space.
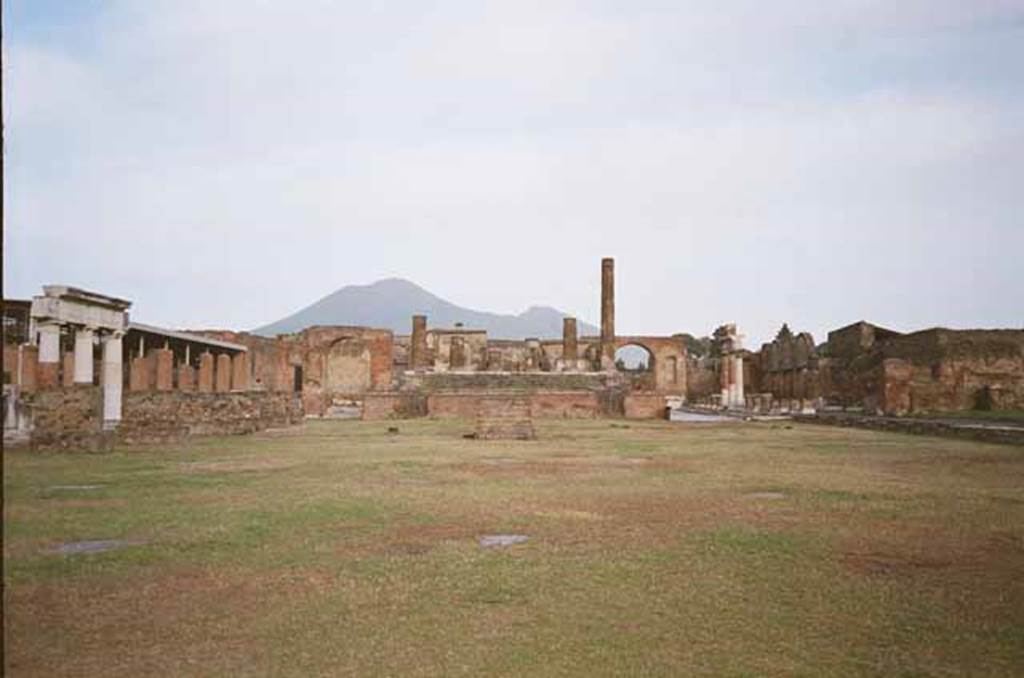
4, 258, 1022, 449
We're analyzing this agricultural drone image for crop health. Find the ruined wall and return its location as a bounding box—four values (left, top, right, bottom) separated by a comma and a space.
623, 393, 668, 419
22, 386, 301, 451
878, 329, 1024, 413
362, 392, 428, 420
427, 330, 488, 371
475, 396, 536, 440
300, 326, 393, 415
403, 371, 615, 392
118, 391, 301, 445
425, 390, 609, 419
23, 386, 106, 451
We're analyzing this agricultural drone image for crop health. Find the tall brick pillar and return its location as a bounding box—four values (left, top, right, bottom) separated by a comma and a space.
178, 364, 195, 391
19, 345, 39, 393
231, 352, 250, 391
410, 315, 427, 369
62, 352, 76, 387
215, 354, 232, 392
154, 348, 174, 391
130, 354, 152, 392
601, 257, 615, 365
562, 317, 578, 361
198, 353, 214, 393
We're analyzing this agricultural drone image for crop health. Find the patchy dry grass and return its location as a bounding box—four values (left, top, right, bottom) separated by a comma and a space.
5, 419, 1024, 676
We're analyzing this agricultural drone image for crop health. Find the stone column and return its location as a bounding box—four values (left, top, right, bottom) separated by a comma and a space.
563, 317, 578, 362
215, 354, 232, 392
410, 315, 427, 369
600, 258, 615, 364
37, 321, 61, 389
730, 354, 744, 408
720, 354, 731, 407
231, 352, 250, 391
154, 348, 174, 391
73, 326, 95, 384
101, 331, 124, 429
198, 352, 214, 392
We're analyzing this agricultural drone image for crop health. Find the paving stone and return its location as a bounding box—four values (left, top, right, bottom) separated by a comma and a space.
478, 535, 529, 548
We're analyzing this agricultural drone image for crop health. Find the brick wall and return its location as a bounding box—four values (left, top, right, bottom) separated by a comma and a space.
623, 393, 668, 419
362, 392, 428, 420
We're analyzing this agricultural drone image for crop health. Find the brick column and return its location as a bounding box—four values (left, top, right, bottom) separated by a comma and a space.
562, 317, 577, 361
231, 352, 250, 391
130, 353, 152, 391
62, 352, 75, 387
410, 315, 427, 369
37, 322, 61, 389
19, 345, 39, 393
178, 364, 195, 391
600, 258, 615, 365
198, 353, 214, 392
215, 354, 232, 392
154, 348, 174, 391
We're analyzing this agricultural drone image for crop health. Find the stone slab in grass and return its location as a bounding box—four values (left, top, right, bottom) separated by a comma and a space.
51, 540, 146, 555
478, 535, 529, 548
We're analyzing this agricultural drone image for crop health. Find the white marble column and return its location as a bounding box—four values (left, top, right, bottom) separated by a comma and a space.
38, 322, 61, 364
733, 355, 744, 408
74, 326, 96, 384
102, 331, 124, 429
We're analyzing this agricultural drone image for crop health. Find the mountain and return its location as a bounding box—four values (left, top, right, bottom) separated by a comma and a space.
253, 278, 599, 339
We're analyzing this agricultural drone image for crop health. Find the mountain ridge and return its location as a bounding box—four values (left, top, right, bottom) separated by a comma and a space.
253, 278, 599, 339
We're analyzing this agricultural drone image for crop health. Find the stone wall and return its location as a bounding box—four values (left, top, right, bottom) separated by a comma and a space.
118, 391, 302, 445
24, 386, 107, 452
22, 387, 301, 451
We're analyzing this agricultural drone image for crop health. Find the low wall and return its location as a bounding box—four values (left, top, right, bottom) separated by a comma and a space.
362, 392, 428, 421
21, 388, 302, 451
119, 391, 302, 445
623, 393, 669, 419
23, 386, 108, 452
425, 390, 605, 419
794, 412, 1024, 446
405, 372, 613, 392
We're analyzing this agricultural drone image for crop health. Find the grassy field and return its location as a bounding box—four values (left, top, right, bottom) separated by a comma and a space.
4, 419, 1024, 676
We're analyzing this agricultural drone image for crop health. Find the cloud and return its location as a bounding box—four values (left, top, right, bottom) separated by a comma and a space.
5, 0, 1023, 344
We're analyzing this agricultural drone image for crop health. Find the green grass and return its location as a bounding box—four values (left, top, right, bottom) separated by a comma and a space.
5, 419, 1024, 676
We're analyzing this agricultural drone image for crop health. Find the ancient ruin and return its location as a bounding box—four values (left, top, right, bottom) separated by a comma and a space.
3, 258, 1022, 450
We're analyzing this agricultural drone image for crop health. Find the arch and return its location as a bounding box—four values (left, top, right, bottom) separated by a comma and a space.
614, 342, 656, 391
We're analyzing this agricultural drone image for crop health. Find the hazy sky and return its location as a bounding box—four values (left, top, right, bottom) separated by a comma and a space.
5, 1, 1023, 347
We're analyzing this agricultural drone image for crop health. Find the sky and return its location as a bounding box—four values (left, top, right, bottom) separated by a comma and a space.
4, 0, 1023, 348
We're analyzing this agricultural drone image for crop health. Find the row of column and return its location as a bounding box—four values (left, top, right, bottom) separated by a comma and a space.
35, 322, 124, 428
129, 348, 249, 393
